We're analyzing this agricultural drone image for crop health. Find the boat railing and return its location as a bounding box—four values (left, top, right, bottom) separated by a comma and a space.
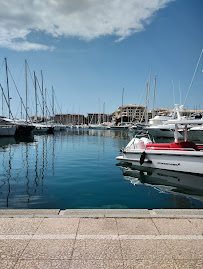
146, 147, 196, 151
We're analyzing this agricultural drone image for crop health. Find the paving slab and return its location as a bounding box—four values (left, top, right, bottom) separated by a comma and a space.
164, 239, 203, 260
120, 239, 173, 260
0, 260, 16, 269
70, 259, 124, 269
36, 218, 80, 234
0, 209, 60, 217
174, 259, 203, 268
188, 219, 203, 234
14, 259, 71, 269
78, 218, 118, 235
123, 259, 175, 269
117, 218, 159, 235
72, 239, 122, 260
20, 239, 74, 260
0, 213, 202, 268
153, 218, 202, 235
0, 239, 30, 260
0, 218, 42, 235
153, 209, 203, 217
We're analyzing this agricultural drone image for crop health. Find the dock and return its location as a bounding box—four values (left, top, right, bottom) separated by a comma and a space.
0, 209, 203, 268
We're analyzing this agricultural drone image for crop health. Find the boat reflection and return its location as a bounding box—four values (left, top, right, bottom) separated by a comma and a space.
0, 134, 55, 208
118, 163, 203, 203
0, 135, 35, 148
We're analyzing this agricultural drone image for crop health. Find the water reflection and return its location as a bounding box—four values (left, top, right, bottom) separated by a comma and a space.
1, 129, 203, 209
67, 128, 132, 140
118, 163, 203, 204
0, 134, 55, 208
0, 135, 35, 148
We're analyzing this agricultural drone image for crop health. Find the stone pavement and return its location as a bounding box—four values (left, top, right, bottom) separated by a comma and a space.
0, 209, 202, 269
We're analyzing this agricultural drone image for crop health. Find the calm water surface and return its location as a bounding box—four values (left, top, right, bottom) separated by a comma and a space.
0, 129, 203, 209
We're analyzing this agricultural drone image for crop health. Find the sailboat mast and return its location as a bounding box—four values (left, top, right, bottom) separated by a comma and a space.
41, 70, 44, 120
45, 88, 47, 121
98, 98, 100, 124
152, 75, 157, 118
121, 88, 124, 125
103, 102, 105, 123
145, 82, 148, 124
21, 101, 22, 119
25, 60, 28, 122
52, 86, 54, 119
1, 90, 3, 116
5, 58, 11, 118
145, 68, 151, 124
34, 71, 37, 121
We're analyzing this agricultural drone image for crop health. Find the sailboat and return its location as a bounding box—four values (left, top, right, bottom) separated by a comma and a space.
0, 120, 16, 136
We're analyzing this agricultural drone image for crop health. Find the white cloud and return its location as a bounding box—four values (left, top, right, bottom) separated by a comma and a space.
0, 0, 174, 51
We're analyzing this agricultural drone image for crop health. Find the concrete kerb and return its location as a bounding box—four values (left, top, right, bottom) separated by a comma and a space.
0, 209, 202, 218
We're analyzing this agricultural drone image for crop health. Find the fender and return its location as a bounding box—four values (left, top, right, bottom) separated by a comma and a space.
140, 151, 146, 165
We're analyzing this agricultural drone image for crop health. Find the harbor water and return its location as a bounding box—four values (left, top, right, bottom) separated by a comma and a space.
0, 129, 203, 209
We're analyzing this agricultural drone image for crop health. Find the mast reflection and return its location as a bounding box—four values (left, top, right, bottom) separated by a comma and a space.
0, 134, 56, 208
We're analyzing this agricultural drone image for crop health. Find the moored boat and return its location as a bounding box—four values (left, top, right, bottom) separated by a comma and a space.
116, 118, 203, 174
0, 125, 16, 136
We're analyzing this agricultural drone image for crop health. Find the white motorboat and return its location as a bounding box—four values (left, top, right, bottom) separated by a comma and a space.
60, 125, 67, 131
0, 125, 16, 136
89, 124, 108, 130
53, 125, 61, 131
146, 106, 183, 138
146, 124, 183, 138
128, 124, 144, 133
53, 124, 67, 131
116, 118, 203, 174
148, 115, 172, 125
110, 123, 132, 130
32, 123, 50, 133
187, 125, 203, 142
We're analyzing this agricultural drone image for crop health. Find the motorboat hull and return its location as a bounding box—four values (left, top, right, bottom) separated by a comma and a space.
117, 149, 203, 174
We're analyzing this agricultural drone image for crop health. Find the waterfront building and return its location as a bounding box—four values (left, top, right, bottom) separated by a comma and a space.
87, 113, 112, 125
113, 104, 146, 123
30, 116, 48, 122
54, 114, 86, 125
149, 108, 203, 118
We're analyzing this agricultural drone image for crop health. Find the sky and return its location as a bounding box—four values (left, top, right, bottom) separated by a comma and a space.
0, 0, 202, 118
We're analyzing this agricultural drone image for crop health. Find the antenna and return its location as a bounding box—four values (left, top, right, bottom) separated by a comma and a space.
5, 58, 11, 118
179, 81, 182, 105
172, 80, 175, 105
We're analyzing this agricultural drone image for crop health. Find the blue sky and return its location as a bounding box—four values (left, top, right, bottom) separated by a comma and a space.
0, 0, 202, 118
